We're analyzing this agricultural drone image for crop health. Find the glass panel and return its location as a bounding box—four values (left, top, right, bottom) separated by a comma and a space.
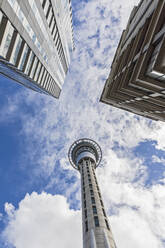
52, 83, 56, 94
34, 62, 41, 81
94, 216, 99, 227
47, 8, 53, 25
54, 29, 58, 42
85, 221, 88, 232
38, 66, 44, 84
49, 15, 54, 30
45, 74, 50, 89
40, 69, 47, 86
43, 71, 49, 87
18, 44, 29, 71
92, 206, 97, 214
1, 23, 14, 58
8, 0, 17, 10
8, 0, 15, 5
44, 0, 50, 15
25, 51, 34, 75
0, 10, 3, 24
18, 8, 24, 23
52, 22, 56, 36
30, 56, 38, 79
91, 197, 95, 204
105, 219, 110, 230
10, 34, 22, 65
46, 77, 52, 90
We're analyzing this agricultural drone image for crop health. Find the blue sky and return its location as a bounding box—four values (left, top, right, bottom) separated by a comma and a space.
0, 0, 165, 247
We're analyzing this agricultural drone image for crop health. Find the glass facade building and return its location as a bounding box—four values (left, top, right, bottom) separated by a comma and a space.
100, 0, 165, 121
0, 0, 74, 98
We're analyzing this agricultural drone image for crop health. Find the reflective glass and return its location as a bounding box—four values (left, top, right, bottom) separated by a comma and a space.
18, 8, 24, 23
51, 19, 55, 34
1, 23, 14, 58
94, 216, 99, 227
30, 56, 38, 79
11, 34, 22, 65
52, 23, 57, 37
25, 51, 34, 75
49, 15, 54, 29
54, 32, 58, 44
8, 0, 16, 6
46, 77, 52, 90
92, 206, 97, 214
32, 33, 36, 43
43, 71, 49, 87
37, 66, 44, 84
44, 0, 50, 15
19, 44, 29, 71
40, 69, 47, 86
7, 0, 17, 11
47, 8, 53, 25
34, 62, 41, 81
0, 10, 3, 24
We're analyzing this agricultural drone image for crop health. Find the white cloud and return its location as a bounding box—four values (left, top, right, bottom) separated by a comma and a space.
3, 192, 82, 248
111, 207, 162, 248
97, 150, 165, 247
152, 155, 165, 165
4, 203, 15, 219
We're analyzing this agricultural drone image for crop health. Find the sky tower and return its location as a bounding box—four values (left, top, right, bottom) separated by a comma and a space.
68, 138, 117, 248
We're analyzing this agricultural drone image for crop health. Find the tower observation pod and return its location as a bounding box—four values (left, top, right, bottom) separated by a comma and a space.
68, 139, 117, 248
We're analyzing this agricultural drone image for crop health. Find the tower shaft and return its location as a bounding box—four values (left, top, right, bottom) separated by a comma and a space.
68, 138, 117, 248
79, 158, 116, 248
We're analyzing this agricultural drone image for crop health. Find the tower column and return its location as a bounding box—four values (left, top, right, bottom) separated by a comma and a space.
68, 139, 117, 248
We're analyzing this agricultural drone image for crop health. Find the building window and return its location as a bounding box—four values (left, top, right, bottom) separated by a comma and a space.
43, 0, 50, 16
37, 65, 44, 84
30, 56, 38, 79
84, 200, 86, 208
103, 208, 106, 217
40, 69, 47, 86
85, 209, 87, 219
42, 0, 46, 8
89, 184, 92, 189
90, 190, 94, 195
1, 22, 14, 59
94, 216, 99, 227
88, 178, 91, 183
10, 34, 23, 65
105, 219, 110, 230
85, 221, 88, 232
25, 51, 34, 75
92, 206, 97, 214
0, 10, 3, 24
91, 197, 95, 204
43, 72, 49, 87
83, 187, 85, 192
18, 44, 29, 71
34, 61, 41, 81
100, 200, 104, 207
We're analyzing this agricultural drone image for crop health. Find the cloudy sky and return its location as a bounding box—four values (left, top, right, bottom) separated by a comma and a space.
0, 0, 165, 247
